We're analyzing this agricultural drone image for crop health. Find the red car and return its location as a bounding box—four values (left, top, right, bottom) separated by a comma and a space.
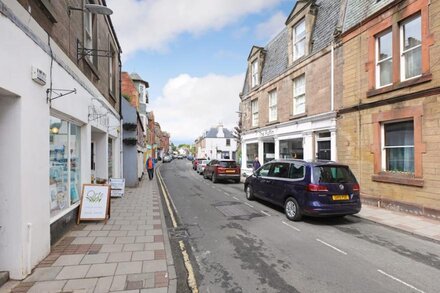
203, 159, 240, 183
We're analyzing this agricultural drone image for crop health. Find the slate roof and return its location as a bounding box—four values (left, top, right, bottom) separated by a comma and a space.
204, 127, 235, 139
343, 0, 394, 32
130, 73, 143, 81
242, 0, 342, 96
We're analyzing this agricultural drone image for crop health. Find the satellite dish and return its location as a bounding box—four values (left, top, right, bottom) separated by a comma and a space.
85, 4, 113, 15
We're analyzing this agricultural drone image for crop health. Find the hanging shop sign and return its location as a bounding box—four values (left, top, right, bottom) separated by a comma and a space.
109, 178, 125, 198
77, 184, 111, 224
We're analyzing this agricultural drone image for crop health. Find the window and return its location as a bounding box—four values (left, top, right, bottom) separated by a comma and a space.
289, 163, 305, 179
109, 45, 116, 94
84, 0, 93, 63
139, 84, 145, 102
280, 138, 303, 159
293, 75, 305, 115
293, 19, 306, 60
257, 163, 271, 177
268, 90, 277, 122
246, 143, 258, 168
49, 117, 81, 219
382, 120, 414, 173
376, 30, 393, 87
251, 99, 259, 127
226, 139, 231, 146
270, 163, 290, 178
401, 15, 422, 80
251, 60, 259, 87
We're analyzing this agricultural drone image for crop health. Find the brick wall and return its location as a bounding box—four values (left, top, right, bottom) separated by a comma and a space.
338, 0, 440, 217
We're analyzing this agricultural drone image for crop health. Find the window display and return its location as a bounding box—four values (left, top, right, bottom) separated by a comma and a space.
280, 138, 303, 159
49, 117, 81, 218
246, 143, 258, 168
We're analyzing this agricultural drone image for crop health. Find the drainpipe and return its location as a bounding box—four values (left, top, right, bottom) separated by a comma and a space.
118, 55, 123, 178
331, 42, 335, 112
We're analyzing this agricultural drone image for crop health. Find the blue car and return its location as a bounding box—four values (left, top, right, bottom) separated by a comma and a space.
244, 160, 361, 221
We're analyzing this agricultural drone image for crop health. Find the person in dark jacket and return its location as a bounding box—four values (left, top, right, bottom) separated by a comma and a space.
252, 156, 261, 171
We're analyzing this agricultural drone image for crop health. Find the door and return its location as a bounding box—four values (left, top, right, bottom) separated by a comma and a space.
266, 162, 290, 205
252, 163, 272, 199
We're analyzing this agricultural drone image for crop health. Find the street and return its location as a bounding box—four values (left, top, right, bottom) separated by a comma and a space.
159, 159, 440, 293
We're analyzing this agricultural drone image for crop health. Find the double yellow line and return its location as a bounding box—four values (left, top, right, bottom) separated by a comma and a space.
157, 168, 199, 293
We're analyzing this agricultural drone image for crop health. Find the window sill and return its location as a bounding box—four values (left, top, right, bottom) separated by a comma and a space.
371, 173, 424, 187
289, 113, 307, 120
367, 73, 432, 98
266, 120, 279, 126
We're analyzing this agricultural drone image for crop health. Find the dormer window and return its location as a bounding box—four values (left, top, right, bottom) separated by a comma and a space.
293, 19, 306, 61
251, 60, 259, 87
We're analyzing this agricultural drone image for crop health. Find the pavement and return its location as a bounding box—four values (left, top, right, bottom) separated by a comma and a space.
1, 172, 176, 293
1, 170, 440, 292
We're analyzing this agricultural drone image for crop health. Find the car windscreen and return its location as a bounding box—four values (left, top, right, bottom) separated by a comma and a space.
313, 166, 356, 183
219, 161, 237, 168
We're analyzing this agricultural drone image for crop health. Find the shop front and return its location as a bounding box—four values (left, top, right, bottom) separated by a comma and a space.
241, 113, 337, 175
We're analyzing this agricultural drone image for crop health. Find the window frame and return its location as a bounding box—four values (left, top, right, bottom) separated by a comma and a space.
268, 89, 277, 122
400, 14, 422, 82
251, 60, 259, 87
375, 29, 393, 88
84, 0, 94, 63
293, 19, 306, 61
251, 99, 259, 127
381, 120, 415, 173
293, 74, 306, 115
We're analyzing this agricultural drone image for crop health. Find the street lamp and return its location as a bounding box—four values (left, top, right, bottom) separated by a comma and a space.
68, 4, 113, 16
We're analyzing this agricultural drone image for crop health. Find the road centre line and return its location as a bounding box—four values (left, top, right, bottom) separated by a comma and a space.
244, 202, 254, 208
281, 221, 301, 232
377, 270, 425, 293
316, 239, 347, 255
260, 210, 271, 217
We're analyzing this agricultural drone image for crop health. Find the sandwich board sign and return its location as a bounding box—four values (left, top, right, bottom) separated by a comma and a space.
77, 184, 111, 224
110, 178, 125, 198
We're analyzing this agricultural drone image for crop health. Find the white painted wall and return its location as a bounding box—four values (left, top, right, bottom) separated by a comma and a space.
0, 0, 121, 279
205, 137, 237, 160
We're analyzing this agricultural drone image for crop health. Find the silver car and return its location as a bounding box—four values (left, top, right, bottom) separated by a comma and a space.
197, 160, 210, 174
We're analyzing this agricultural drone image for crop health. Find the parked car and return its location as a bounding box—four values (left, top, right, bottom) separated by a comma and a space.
192, 158, 204, 170
177, 155, 183, 159
196, 160, 210, 174
244, 160, 361, 221
203, 159, 240, 183
187, 155, 194, 161
163, 155, 172, 163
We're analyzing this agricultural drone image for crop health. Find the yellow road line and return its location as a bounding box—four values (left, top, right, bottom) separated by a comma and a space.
157, 169, 199, 293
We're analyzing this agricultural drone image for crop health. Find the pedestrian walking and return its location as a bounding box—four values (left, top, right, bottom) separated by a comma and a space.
146, 156, 155, 180
252, 156, 261, 171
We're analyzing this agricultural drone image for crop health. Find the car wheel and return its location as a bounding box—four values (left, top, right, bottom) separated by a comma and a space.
284, 197, 302, 221
245, 185, 254, 200
212, 173, 218, 183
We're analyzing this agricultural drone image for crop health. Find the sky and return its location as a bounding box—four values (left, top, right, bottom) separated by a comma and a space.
107, 0, 295, 145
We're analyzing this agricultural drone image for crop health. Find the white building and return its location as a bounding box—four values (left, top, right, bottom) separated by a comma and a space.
0, 0, 122, 279
197, 124, 238, 160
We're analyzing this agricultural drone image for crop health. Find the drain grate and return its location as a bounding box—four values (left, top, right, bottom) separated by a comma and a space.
168, 227, 189, 239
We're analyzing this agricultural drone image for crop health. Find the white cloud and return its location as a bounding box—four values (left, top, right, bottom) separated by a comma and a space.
150, 73, 244, 143
107, 0, 283, 57
255, 11, 287, 41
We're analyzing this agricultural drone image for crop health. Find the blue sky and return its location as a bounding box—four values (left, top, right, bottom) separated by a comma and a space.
107, 0, 295, 145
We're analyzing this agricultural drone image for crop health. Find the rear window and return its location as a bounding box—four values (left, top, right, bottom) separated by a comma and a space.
313, 166, 356, 183
219, 161, 237, 168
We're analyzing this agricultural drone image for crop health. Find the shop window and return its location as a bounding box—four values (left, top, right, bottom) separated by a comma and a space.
293, 74, 305, 115
49, 117, 81, 219
108, 138, 113, 178
251, 60, 259, 87
382, 120, 414, 173
293, 19, 306, 61
376, 30, 393, 88
401, 14, 422, 80
246, 143, 258, 168
251, 99, 259, 127
280, 138, 303, 159
268, 90, 277, 122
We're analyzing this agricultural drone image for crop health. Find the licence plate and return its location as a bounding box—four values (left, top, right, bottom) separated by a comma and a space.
332, 195, 349, 201
225, 170, 235, 173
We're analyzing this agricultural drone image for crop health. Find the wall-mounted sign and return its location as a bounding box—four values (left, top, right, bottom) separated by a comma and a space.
259, 129, 275, 137
77, 184, 110, 224
110, 178, 125, 198
31, 66, 47, 85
